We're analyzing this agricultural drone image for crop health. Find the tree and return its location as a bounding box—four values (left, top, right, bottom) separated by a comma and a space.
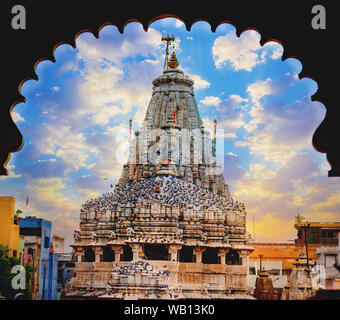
295, 214, 305, 223
14, 209, 23, 225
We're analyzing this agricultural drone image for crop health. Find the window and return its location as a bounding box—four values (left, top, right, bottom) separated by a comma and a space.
249, 267, 256, 275
44, 236, 50, 248
13, 250, 17, 257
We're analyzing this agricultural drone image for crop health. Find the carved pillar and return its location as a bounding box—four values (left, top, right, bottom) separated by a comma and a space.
109, 245, 123, 262
130, 243, 141, 261
74, 247, 84, 262
193, 247, 206, 263
218, 248, 229, 265
92, 246, 103, 262
240, 249, 252, 266
168, 245, 182, 262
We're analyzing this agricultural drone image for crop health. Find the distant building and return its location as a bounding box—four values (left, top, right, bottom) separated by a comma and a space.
19, 216, 58, 300
51, 235, 64, 254
247, 260, 287, 296
281, 251, 318, 300
55, 252, 75, 300
295, 222, 340, 245
18, 235, 25, 265
51, 235, 75, 299
316, 231, 340, 286
0, 196, 19, 258
249, 242, 322, 277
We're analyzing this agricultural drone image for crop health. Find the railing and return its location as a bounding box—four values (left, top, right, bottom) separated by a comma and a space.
253, 243, 338, 250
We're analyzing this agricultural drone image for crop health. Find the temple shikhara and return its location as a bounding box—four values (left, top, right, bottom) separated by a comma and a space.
66, 35, 254, 300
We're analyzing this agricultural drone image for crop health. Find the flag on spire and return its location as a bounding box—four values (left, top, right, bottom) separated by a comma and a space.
26, 195, 28, 207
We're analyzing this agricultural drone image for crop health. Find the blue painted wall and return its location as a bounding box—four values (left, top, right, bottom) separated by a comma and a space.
19, 216, 58, 300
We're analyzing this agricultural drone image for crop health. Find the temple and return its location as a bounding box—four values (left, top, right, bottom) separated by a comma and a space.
66, 35, 254, 300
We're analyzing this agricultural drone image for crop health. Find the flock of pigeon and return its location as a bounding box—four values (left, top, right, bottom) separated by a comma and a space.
82, 175, 240, 214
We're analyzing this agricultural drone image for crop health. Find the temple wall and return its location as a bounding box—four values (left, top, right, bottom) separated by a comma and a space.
71, 261, 248, 294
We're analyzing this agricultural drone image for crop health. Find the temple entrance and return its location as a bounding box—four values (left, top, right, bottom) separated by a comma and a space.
226, 249, 241, 265
202, 248, 219, 264
144, 244, 169, 260
84, 247, 95, 262
179, 246, 194, 262
122, 245, 132, 261
103, 246, 115, 262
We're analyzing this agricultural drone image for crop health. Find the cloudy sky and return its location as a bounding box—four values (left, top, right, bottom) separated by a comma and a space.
2, 18, 339, 250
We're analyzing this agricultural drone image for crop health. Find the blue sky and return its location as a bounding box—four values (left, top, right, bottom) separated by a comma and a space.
1, 18, 339, 249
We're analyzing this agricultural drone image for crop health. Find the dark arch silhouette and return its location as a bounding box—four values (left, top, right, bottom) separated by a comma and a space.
202, 247, 219, 264
226, 249, 241, 265
122, 245, 132, 261
144, 244, 169, 260
84, 247, 95, 262
2, 1, 337, 177
179, 246, 194, 262
102, 246, 115, 262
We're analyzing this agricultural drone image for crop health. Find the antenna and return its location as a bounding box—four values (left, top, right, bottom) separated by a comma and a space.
129, 118, 132, 140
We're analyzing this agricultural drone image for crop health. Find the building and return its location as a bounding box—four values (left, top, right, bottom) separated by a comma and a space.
295, 222, 340, 245
18, 235, 25, 265
19, 216, 58, 300
65, 38, 254, 300
249, 242, 326, 278
247, 260, 287, 297
315, 230, 340, 287
281, 251, 318, 300
0, 196, 19, 258
51, 235, 65, 254
51, 235, 75, 299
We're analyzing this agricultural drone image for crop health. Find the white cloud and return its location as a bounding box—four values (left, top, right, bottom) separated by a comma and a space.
212, 30, 263, 71
12, 111, 25, 122
247, 78, 274, 104
175, 20, 184, 28
271, 48, 283, 60
51, 86, 61, 92
187, 73, 210, 90
142, 59, 160, 64
247, 74, 298, 105
0, 165, 21, 179
229, 94, 248, 104
226, 152, 238, 157
200, 96, 221, 106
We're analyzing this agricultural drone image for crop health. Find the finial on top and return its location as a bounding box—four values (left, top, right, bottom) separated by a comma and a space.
168, 50, 179, 69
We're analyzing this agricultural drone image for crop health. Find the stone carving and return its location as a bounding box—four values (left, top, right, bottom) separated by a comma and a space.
73, 230, 80, 241
176, 228, 183, 238
126, 227, 135, 236
109, 231, 116, 239
223, 234, 230, 244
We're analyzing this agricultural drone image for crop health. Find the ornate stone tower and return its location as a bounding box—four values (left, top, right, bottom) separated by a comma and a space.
67, 36, 253, 300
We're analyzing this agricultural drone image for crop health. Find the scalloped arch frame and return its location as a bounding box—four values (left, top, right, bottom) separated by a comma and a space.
2, 10, 337, 177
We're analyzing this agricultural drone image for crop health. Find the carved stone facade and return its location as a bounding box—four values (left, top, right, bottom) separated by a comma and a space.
281, 251, 317, 300
66, 51, 253, 300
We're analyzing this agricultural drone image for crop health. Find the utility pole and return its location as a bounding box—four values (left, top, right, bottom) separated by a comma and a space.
301, 222, 311, 272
